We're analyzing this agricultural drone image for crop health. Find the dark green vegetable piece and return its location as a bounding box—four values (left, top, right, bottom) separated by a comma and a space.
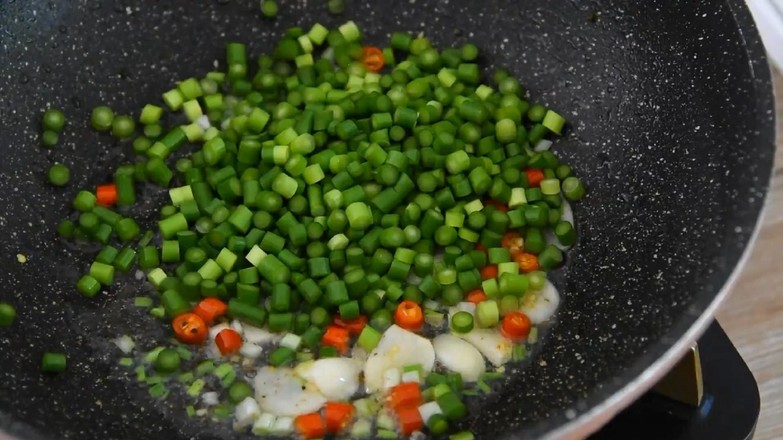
41, 130, 59, 148
261, 0, 278, 17
327, 0, 344, 14
538, 244, 564, 270
91, 106, 114, 131
562, 176, 586, 201
0, 302, 16, 327
42, 108, 66, 132
48, 163, 70, 187
228, 381, 253, 403
155, 348, 181, 374
112, 115, 136, 139
41, 352, 67, 373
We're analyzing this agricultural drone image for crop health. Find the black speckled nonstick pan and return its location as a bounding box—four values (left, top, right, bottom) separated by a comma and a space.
0, 0, 775, 439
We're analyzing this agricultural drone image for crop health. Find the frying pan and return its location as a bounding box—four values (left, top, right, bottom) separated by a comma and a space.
0, 0, 775, 439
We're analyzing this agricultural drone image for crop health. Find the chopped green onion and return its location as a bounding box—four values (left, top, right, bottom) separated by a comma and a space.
450, 431, 476, 440
214, 363, 237, 388
451, 311, 474, 333
154, 348, 181, 374
134, 296, 153, 308
476, 301, 499, 328
228, 380, 253, 403
90, 106, 114, 131
187, 378, 206, 397
542, 110, 566, 134
0, 303, 16, 327
111, 115, 136, 139
562, 176, 586, 201
357, 325, 382, 351
41, 130, 58, 147
261, 0, 278, 17
48, 163, 70, 186
512, 344, 527, 361
41, 352, 67, 373
42, 108, 66, 132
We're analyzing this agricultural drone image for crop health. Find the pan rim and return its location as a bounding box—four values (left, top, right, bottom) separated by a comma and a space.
541, 198, 771, 440
538, 2, 777, 439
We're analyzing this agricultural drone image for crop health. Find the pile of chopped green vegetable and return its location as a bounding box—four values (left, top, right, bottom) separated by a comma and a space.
32, 19, 585, 440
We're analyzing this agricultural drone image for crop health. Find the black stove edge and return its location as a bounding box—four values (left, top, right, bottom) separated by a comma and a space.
590, 321, 760, 440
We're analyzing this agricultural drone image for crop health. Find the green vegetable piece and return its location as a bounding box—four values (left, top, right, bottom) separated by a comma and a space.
0, 302, 16, 327
155, 348, 181, 374
91, 106, 115, 131
261, 0, 278, 17
41, 130, 58, 148
41, 352, 67, 373
48, 163, 70, 187
228, 381, 253, 403
42, 108, 66, 132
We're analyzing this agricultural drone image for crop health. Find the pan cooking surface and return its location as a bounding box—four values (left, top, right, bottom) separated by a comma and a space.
0, 0, 773, 439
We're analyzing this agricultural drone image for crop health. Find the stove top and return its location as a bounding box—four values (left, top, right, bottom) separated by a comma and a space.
590, 321, 760, 440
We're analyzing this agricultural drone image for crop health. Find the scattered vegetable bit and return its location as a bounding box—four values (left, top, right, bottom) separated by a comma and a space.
215, 328, 243, 355
389, 382, 422, 410
450, 431, 476, 440
0, 302, 16, 327
228, 381, 253, 404
512, 345, 527, 361
500, 311, 532, 341
515, 252, 540, 273
562, 176, 586, 201
295, 412, 325, 439
260, 0, 278, 18
324, 401, 355, 434
526, 169, 544, 188
480, 265, 498, 280
96, 183, 118, 206
41, 130, 58, 148
111, 115, 136, 139
465, 289, 487, 304
333, 314, 367, 335
396, 404, 424, 435
47, 163, 70, 187
90, 106, 114, 131
394, 300, 424, 331
321, 325, 350, 354
154, 348, 181, 374
361, 46, 385, 73
193, 298, 228, 324
327, 0, 344, 14
42, 108, 66, 132
41, 352, 67, 373
451, 311, 474, 334
172, 313, 208, 344
76, 274, 101, 297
